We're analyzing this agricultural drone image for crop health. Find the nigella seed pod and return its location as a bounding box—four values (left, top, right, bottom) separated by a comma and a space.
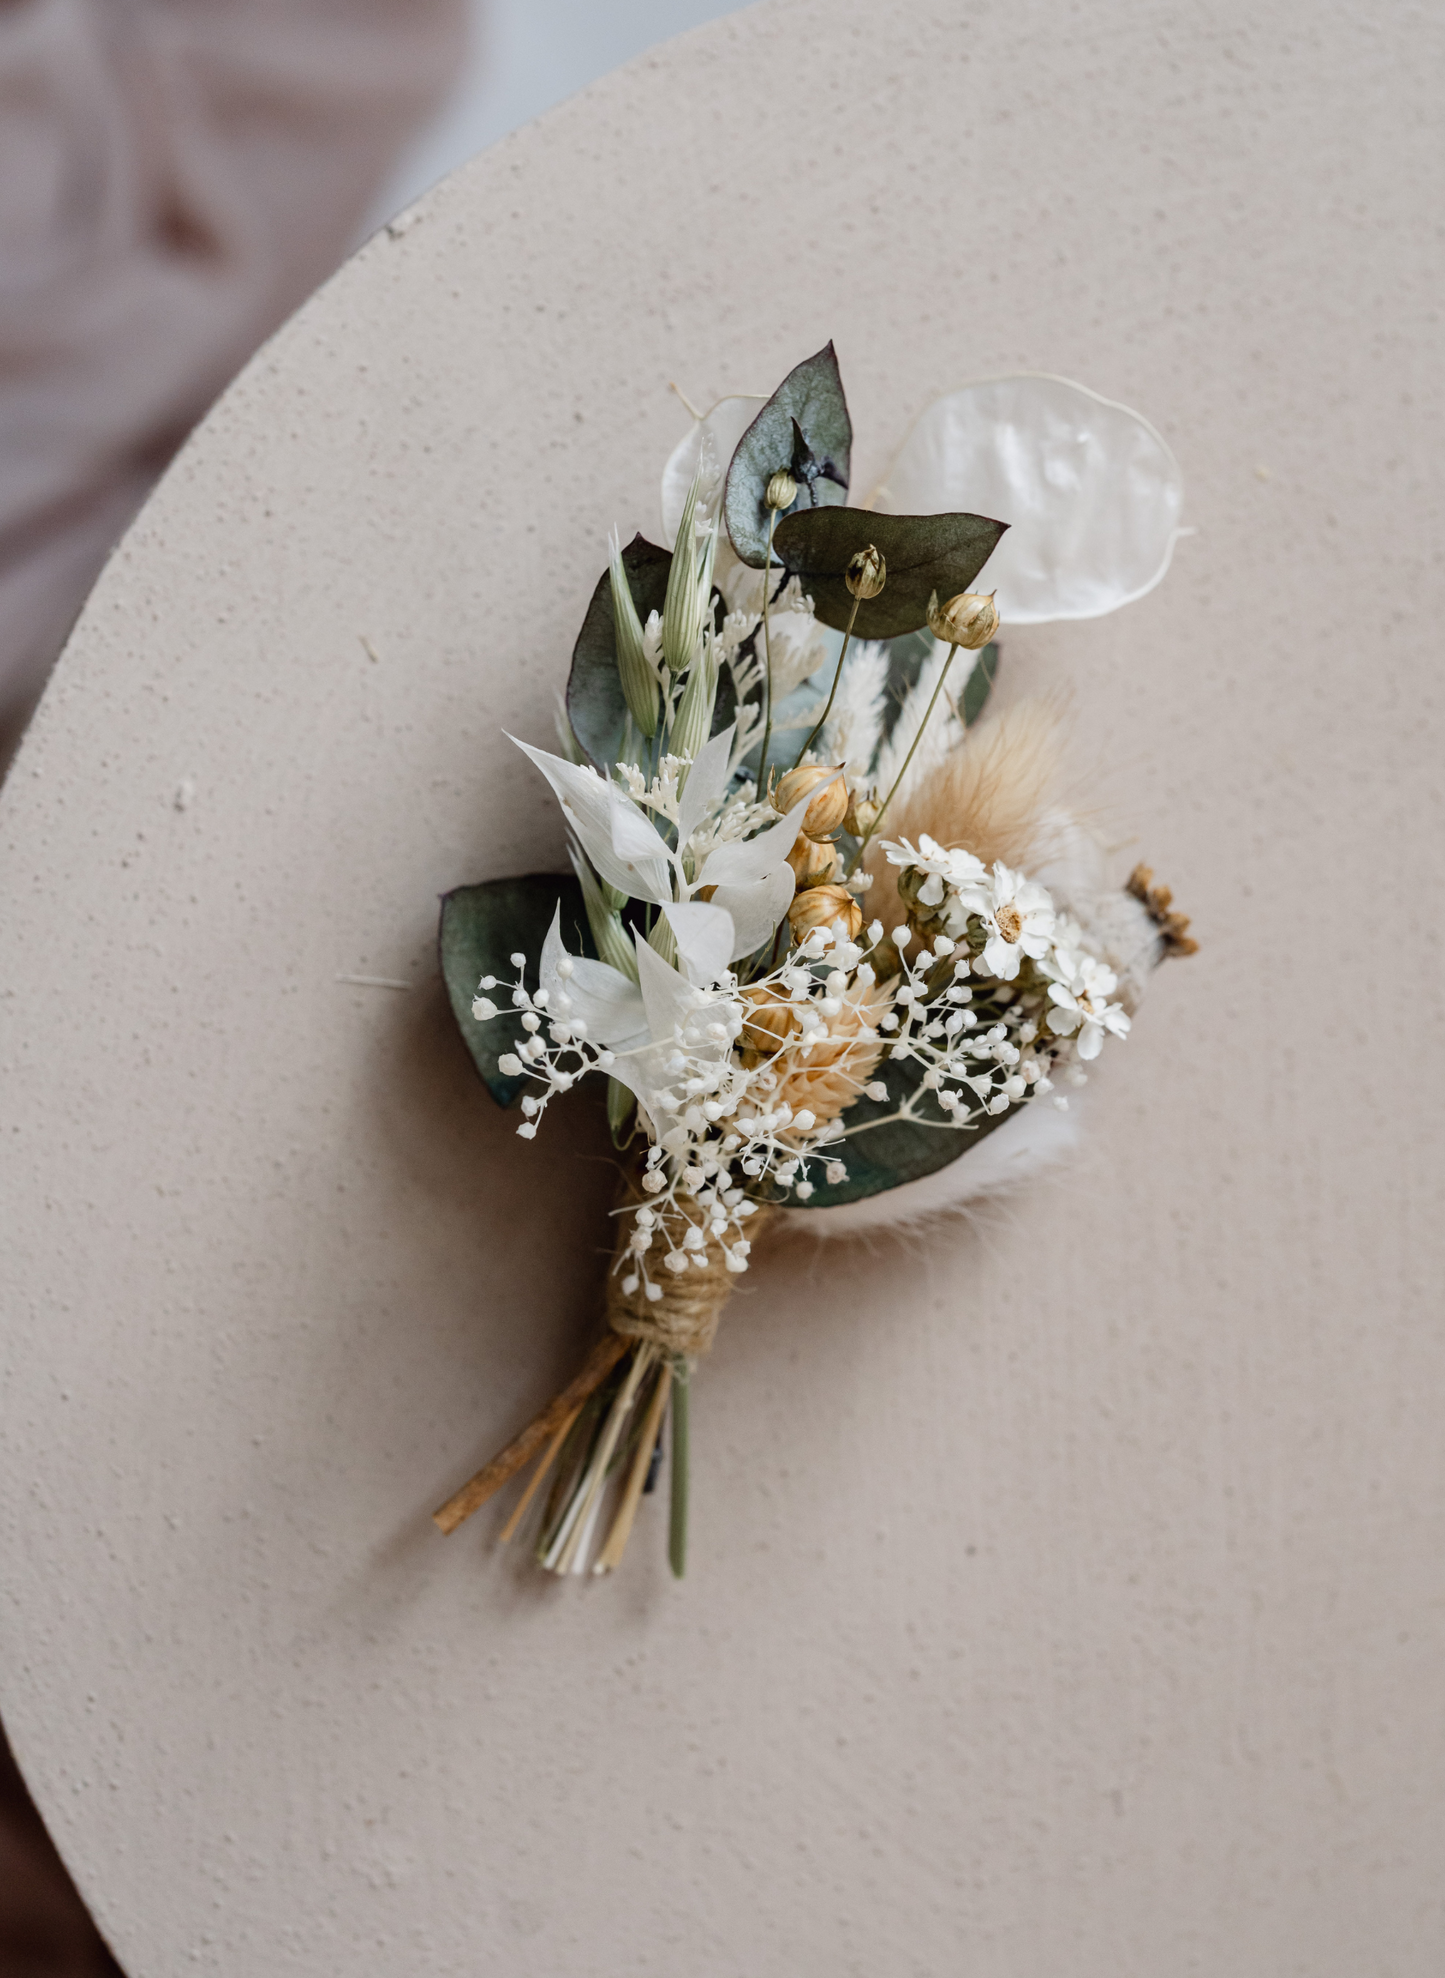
765, 469, 798, 511
926, 588, 999, 650
787, 835, 840, 889
788, 882, 864, 944
773, 762, 849, 839
893, 864, 936, 916
845, 544, 886, 600
843, 790, 879, 838
738, 984, 801, 1064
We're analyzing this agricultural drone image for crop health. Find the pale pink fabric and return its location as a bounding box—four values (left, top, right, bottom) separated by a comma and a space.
0, 0, 466, 763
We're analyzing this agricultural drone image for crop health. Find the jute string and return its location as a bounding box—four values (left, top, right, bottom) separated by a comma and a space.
604, 1174, 776, 1359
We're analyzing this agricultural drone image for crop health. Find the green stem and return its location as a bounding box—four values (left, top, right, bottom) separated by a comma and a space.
668, 1361, 690, 1580
846, 641, 961, 877
755, 512, 779, 797
792, 594, 862, 771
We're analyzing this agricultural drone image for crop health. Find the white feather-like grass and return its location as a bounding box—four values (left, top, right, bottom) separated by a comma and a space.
780, 1092, 1082, 1240
821, 640, 889, 782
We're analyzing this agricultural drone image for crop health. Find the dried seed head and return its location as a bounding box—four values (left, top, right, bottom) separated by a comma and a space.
787, 835, 841, 889
788, 882, 864, 943
926, 589, 999, 650
1126, 863, 1199, 957
845, 544, 886, 600
894, 862, 940, 918
774, 762, 848, 839
844, 790, 879, 838
765, 469, 798, 511
737, 984, 800, 1065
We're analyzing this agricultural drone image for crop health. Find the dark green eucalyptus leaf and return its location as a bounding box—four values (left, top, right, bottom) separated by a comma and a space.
787, 1054, 1025, 1208
439, 873, 592, 1108
773, 508, 1007, 639
961, 642, 1000, 727
724, 343, 853, 567
566, 536, 671, 771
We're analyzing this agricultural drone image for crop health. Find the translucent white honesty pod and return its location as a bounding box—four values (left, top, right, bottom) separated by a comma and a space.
660, 395, 764, 546
873, 374, 1185, 624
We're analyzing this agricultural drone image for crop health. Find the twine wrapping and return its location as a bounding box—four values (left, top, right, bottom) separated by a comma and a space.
432, 1176, 775, 1534
604, 1175, 776, 1360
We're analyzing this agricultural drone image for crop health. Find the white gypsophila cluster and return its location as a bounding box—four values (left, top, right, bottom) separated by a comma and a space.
615, 754, 770, 867
860, 837, 1133, 1136
471, 920, 881, 1300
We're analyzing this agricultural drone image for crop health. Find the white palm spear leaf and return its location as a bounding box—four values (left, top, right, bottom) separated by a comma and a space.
533, 910, 729, 1137
537, 906, 648, 1047
874, 373, 1184, 624
511, 737, 673, 904
512, 733, 839, 966
697, 766, 841, 959
675, 723, 732, 840
660, 901, 735, 985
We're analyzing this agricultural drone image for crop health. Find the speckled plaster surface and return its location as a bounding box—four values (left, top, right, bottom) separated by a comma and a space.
2, 2, 1443, 1972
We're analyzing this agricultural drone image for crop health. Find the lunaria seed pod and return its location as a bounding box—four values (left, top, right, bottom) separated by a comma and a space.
845, 544, 886, 600
926, 588, 999, 650
765, 469, 798, 511
773, 763, 848, 840
787, 835, 841, 889
788, 882, 864, 943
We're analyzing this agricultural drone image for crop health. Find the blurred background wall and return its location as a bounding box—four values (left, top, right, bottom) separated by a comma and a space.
0, 0, 736, 779
371, 0, 738, 237
0, 0, 734, 1968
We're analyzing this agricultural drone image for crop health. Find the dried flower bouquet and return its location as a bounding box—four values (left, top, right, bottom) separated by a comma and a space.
431, 346, 1194, 1578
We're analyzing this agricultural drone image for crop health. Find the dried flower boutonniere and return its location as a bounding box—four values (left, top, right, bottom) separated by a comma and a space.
430, 347, 1194, 1577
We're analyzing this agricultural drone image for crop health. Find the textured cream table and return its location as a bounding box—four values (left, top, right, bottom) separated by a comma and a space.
3, 3, 1443, 1973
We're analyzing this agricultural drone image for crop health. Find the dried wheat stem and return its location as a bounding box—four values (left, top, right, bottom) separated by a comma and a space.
551, 1344, 656, 1574
497, 1401, 581, 1545
593, 1361, 672, 1575
432, 1331, 628, 1534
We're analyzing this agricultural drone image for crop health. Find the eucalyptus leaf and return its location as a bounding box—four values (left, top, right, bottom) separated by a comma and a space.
788, 1055, 1025, 1208
773, 507, 1007, 639
724, 343, 853, 567
566, 536, 671, 771
439, 873, 592, 1108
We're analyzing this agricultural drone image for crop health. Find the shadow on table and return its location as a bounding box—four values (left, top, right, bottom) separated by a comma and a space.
0, 1717, 124, 1977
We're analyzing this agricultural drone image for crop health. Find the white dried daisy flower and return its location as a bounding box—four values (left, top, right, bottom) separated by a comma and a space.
1043, 949, 1131, 1060
958, 861, 1057, 981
